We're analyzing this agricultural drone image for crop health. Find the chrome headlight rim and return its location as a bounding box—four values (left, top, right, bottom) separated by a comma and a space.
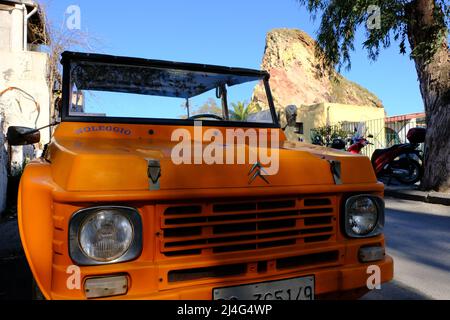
344, 195, 384, 238
69, 206, 142, 266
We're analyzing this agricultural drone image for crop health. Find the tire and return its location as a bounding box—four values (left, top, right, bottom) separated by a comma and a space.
396, 159, 423, 185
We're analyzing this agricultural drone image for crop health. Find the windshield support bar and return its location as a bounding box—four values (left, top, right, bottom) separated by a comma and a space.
185, 98, 190, 118
219, 84, 229, 120
264, 78, 279, 127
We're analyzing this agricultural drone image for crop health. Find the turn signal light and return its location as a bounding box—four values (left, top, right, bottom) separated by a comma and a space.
359, 246, 385, 263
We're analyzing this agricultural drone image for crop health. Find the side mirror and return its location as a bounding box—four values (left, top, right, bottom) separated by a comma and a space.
7, 126, 40, 146
368, 134, 374, 138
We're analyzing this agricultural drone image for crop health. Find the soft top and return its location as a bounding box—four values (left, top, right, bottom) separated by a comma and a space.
62, 51, 269, 99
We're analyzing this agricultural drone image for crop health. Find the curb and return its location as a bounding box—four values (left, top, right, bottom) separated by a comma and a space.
385, 188, 450, 206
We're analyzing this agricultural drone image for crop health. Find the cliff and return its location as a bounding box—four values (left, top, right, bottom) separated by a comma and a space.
253, 28, 384, 110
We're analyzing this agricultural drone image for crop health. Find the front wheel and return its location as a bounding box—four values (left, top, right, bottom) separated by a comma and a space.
396, 159, 423, 185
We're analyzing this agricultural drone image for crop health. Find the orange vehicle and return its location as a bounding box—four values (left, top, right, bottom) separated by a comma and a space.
10, 51, 393, 300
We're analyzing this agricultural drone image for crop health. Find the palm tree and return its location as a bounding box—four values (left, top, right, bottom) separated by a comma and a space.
230, 101, 262, 121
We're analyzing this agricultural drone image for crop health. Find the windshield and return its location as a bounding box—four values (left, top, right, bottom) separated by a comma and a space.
66, 61, 276, 125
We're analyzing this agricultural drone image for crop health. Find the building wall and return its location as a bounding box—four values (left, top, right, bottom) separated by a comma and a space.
297, 103, 386, 143
0, 50, 51, 156
0, 3, 25, 52
0, 48, 50, 213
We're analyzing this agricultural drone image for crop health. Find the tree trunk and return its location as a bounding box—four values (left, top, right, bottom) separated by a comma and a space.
406, 0, 450, 191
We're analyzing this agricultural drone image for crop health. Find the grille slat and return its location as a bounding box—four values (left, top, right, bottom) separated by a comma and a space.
161, 231, 335, 253
162, 212, 334, 229
163, 223, 335, 243
161, 206, 300, 220
159, 197, 336, 257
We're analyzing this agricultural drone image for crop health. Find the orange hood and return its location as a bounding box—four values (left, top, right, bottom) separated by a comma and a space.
47, 122, 376, 192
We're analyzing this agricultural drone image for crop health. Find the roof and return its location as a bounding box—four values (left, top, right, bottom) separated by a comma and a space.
63, 51, 269, 99
385, 112, 426, 123
0, 0, 36, 5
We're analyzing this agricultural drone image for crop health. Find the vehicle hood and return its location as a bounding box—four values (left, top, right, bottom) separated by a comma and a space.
48, 123, 377, 192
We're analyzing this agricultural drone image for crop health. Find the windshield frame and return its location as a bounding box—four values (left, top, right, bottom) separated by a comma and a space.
60, 51, 280, 128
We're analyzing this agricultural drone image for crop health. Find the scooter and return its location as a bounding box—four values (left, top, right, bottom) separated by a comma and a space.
312, 133, 371, 153
312, 135, 347, 150
371, 127, 426, 185
347, 135, 374, 154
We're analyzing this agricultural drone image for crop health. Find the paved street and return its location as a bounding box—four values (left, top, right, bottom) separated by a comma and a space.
362, 197, 450, 300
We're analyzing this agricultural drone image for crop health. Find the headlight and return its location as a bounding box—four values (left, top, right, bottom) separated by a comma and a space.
344, 195, 384, 238
79, 211, 133, 261
69, 206, 142, 265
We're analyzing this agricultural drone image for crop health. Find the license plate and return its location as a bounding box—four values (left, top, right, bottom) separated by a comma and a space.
213, 276, 314, 300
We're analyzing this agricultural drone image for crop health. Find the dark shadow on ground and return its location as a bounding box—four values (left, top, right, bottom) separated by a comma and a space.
384, 208, 450, 274
378, 176, 420, 188
0, 218, 32, 300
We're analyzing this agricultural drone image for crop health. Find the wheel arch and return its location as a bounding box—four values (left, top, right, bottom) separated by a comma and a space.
17, 161, 55, 300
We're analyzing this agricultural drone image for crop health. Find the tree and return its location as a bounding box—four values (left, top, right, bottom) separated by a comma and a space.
230, 101, 262, 121
230, 102, 249, 121
30, 2, 100, 123
192, 98, 223, 116
297, 0, 450, 191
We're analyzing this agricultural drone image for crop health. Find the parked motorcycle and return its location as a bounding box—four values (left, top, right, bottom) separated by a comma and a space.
313, 122, 374, 153
371, 127, 426, 185
311, 134, 348, 150
347, 135, 374, 154
312, 133, 371, 153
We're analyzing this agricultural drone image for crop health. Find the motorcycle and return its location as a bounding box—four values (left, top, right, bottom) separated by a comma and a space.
312, 132, 372, 153
371, 127, 426, 185
311, 131, 349, 150
347, 135, 374, 154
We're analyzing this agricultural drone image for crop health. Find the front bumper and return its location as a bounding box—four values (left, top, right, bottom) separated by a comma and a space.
50, 255, 393, 300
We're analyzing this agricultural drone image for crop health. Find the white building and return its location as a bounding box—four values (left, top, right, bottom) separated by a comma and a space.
0, 0, 50, 213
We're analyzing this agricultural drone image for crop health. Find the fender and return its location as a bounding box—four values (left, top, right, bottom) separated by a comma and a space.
372, 144, 421, 174
18, 160, 55, 299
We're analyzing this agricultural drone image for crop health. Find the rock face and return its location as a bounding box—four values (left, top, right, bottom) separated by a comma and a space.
253, 29, 384, 111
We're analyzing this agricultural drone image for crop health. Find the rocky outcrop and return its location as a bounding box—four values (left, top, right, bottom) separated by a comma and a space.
253, 28, 384, 111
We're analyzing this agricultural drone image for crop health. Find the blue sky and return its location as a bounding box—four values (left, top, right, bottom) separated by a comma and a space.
42, 0, 424, 116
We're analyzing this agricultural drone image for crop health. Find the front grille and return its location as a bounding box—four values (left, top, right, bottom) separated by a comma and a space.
276, 250, 339, 270
167, 250, 340, 283
158, 196, 337, 257
168, 264, 247, 282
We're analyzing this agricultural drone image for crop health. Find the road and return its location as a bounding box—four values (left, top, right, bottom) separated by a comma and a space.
362, 197, 450, 300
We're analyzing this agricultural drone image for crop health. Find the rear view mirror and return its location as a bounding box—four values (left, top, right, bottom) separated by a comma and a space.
7, 126, 40, 146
